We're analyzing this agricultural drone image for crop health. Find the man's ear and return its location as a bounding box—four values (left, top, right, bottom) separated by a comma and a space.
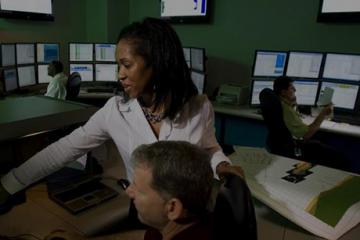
165, 198, 184, 221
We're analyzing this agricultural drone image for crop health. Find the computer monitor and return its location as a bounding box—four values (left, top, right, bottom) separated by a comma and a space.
18, 65, 36, 87
37, 64, 50, 83
70, 64, 93, 82
37, 43, 59, 63
190, 47, 205, 72
16, 43, 35, 65
95, 43, 116, 62
293, 80, 320, 106
183, 47, 191, 68
3, 68, 18, 92
322, 53, 360, 81
250, 79, 274, 106
320, 81, 359, 111
252, 50, 287, 77
1, 44, 16, 66
286, 51, 324, 79
191, 71, 205, 94
69, 43, 93, 62
95, 64, 118, 82
160, 0, 210, 23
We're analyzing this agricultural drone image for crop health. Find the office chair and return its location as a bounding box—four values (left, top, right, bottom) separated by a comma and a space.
66, 72, 81, 101
259, 88, 301, 159
213, 174, 257, 240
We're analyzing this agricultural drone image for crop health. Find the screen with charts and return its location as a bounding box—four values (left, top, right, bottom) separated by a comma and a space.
320, 81, 359, 110
3, 68, 18, 92
69, 43, 93, 62
183, 47, 191, 68
1, 44, 16, 66
253, 51, 287, 77
286, 52, 324, 79
161, 0, 207, 17
70, 64, 93, 82
250, 79, 274, 105
190, 47, 205, 72
95, 44, 116, 62
16, 43, 35, 65
17, 65, 36, 87
293, 80, 319, 106
37, 64, 50, 83
95, 64, 118, 82
191, 70, 205, 94
37, 43, 59, 63
322, 53, 360, 81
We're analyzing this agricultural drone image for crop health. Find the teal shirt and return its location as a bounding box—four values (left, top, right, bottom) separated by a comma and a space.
280, 97, 309, 138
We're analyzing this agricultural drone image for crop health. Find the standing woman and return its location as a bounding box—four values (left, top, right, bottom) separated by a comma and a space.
0, 17, 243, 207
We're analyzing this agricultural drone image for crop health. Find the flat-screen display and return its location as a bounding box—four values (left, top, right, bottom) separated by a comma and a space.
3, 68, 18, 92
1, 44, 16, 66
17, 65, 36, 87
253, 51, 287, 77
95, 44, 116, 62
95, 64, 118, 82
250, 80, 274, 105
320, 81, 359, 110
286, 52, 323, 79
322, 53, 360, 81
69, 43, 93, 62
37, 43, 59, 63
191, 71, 205, 94
160, 0, 209, 23
70, 64, 93, 82
37, 64, 50, 83
0, 0, 53, 21
183, 47, 191, 68
190, 48, 205, 72
16, 43, 35, 64
293, 80, 320, 106
318, 0, 360, 22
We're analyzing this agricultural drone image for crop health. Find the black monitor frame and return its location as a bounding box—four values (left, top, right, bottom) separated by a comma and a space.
251, 50, 288, 79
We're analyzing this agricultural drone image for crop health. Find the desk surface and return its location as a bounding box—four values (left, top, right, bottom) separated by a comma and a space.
213, 103, 360, 138
0, 95, 99, 141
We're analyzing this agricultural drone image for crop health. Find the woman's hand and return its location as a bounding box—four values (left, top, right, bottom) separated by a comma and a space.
216, 161, 245, 180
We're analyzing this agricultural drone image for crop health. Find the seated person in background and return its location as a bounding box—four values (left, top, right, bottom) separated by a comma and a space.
44, 60, 67, 100
273, 76, 347, 169
126, 141, 214, 240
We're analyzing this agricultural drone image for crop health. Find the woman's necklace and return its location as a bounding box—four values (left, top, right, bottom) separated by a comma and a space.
141, 106, 164, 123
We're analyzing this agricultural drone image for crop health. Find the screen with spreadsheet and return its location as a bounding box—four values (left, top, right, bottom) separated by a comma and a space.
293, 80, 320, 106
320, 81, 359, 110
250, 80, 274, 105
37, 43, 59, 63
253, 51, 287, 77
18, 65, 36, 87
286, 52, 324, 79
3, 68, 18, 92
69, 43, 93, 62
95, 44, 116, 62
70, 64, 93, 82
95, 64, 117, 82
1, 44, 16, 66
16, 43, 35, 65
37, 64, 50, 83
191, 70, 205, 94
322, 53, 360, 81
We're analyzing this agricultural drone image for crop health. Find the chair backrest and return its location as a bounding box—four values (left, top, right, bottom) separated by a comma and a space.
66, 72, 81, 100
259, 88, 295, 157
213, 174, 257, 240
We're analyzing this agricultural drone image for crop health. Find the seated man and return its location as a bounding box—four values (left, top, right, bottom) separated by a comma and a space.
126, 141, 214, 240
273, 76, 347, 169
44, 60, 67, 100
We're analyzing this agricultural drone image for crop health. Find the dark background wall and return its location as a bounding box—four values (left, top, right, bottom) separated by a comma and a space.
1, 0, 360, 95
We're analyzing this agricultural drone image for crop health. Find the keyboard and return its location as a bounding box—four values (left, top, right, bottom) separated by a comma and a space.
86, 88, 114, 93
332, 115, 360, 126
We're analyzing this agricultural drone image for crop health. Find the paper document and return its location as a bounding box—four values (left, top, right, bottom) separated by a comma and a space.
317, 86, 334, 106
231, 146, 360, 240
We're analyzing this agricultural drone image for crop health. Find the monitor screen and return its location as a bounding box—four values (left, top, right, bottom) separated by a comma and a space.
253, 51, 287, 77
69, 43, 93, 62
286, 52, 324, 79
95, 43, 116, 62
1, 44, 16, 66
293, 80, 320, 106
183, 47, 191, 68
190, 48, 205, 72
37, 43, 59, 63
191, 71, 205, 94
70, 64, 93, 82
320, 81, 359, 110
160, 0, 209, 23
18, 65, 36, 87
322, 53, 360, 81
16, 43, 35, 64
250, 80, 274, 105
37, 64, 50, 83
95, 64, 118, 82
318, 0, 360, 22
3, 68, 18, 92
0, 0, 53, 21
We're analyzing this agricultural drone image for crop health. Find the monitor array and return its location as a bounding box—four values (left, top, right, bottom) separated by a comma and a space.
183, 46, 206, 94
